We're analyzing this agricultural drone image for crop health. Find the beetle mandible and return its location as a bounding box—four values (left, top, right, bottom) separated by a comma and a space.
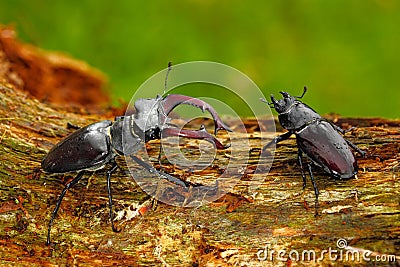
261, 87, 367, 213
42, 93, 231, 245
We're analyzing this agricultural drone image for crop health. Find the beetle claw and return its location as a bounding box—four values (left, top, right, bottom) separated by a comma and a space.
162, 126, 229, 149
161, 94, 232, 134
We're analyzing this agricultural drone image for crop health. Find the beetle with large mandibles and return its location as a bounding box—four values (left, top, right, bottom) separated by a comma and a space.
41, 93, 231, 245
261, 87, 368, 214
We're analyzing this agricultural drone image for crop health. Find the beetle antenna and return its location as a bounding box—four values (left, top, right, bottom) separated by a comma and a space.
163, 62, 172, 95
260, 98, 274, 108
296, 86, 307, 99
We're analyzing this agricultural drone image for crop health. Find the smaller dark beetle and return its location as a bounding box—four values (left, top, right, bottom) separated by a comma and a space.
262, 87, 367, 212
42, 94, 231, 245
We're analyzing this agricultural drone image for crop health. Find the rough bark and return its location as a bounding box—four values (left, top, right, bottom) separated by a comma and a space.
0, 83, 399, 267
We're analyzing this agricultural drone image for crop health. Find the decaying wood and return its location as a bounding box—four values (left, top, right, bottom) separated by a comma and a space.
0, 82, 399, 266
0, 24, 109, 106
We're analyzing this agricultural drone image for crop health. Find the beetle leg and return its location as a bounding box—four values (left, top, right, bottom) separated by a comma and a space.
331, 124, 346, 134
262, 131, 293, 155
157, 144, 164, 169
129, 155, 198, 188
106, 161, 120, 233
161, 126, 230, 149
343, 127, 356, 133
297, 149, 307, 189
161, 94, 232, 134
66, 122, 81, 130
307, 163, 320, 216
343, 138, 367, 157
328, 121, 370, 158
328, 121, 355, 135
344, 137, 383, 161
46, 171, 85, 245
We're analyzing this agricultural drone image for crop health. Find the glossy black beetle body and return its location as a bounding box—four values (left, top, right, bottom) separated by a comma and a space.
42, 94, 231, 245
262, 87, 366, 211
43, 120, 116, 173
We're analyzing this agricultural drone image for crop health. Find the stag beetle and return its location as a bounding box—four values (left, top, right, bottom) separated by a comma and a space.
42, 93, 231, 245
262, 87, 367, 213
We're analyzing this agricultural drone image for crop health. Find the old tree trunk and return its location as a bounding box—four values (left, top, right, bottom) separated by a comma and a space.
0, 83, 399, 266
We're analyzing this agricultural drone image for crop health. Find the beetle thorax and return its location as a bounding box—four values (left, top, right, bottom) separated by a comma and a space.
278, 102, 321, 130
133, 96, 165, 133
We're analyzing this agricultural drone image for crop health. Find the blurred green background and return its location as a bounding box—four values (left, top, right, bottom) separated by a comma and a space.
1, 0, 399, 118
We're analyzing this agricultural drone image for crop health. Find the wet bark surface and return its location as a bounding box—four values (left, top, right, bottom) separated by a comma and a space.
0, 83, 399, 266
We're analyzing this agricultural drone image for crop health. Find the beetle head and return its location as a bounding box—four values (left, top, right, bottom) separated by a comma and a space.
268, 92, 297, 114
133, 95, 164, 133
263, 87, 308, 114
